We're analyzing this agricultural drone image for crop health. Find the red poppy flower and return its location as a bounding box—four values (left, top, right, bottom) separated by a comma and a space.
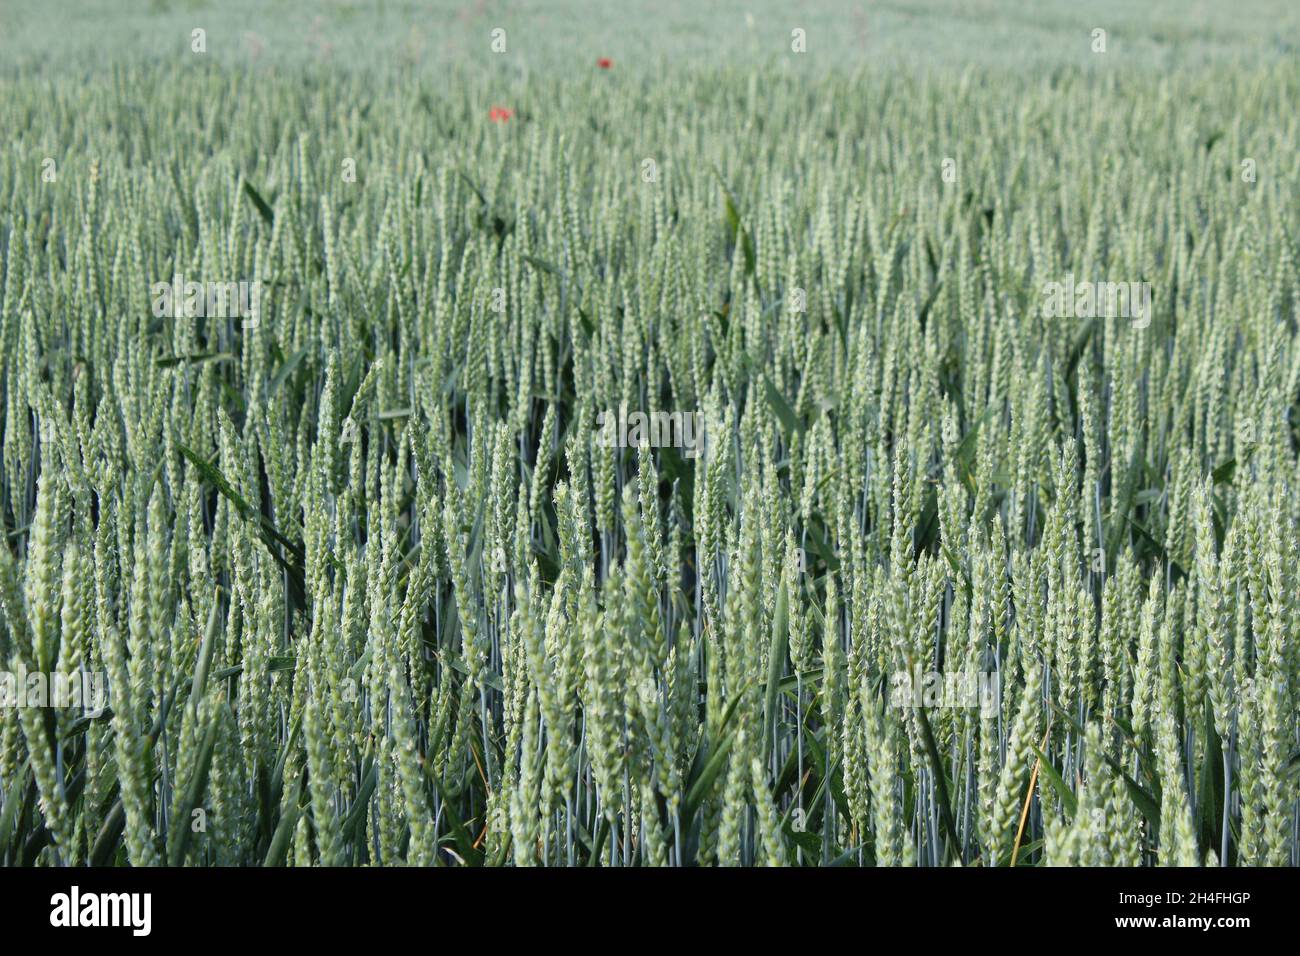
597, 57, 612, 69
488, 106, 514, 122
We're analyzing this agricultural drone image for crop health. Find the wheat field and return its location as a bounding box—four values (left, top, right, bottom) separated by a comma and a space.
0, 1, 1297, 867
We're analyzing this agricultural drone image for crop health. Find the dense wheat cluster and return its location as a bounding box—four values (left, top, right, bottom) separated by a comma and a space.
1, 5, 1297, 868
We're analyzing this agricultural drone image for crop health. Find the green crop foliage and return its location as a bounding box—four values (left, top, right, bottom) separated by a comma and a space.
0, 1, 1297, 867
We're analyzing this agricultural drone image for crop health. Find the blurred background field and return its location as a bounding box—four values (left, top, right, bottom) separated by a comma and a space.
2, 0, 1297, 75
